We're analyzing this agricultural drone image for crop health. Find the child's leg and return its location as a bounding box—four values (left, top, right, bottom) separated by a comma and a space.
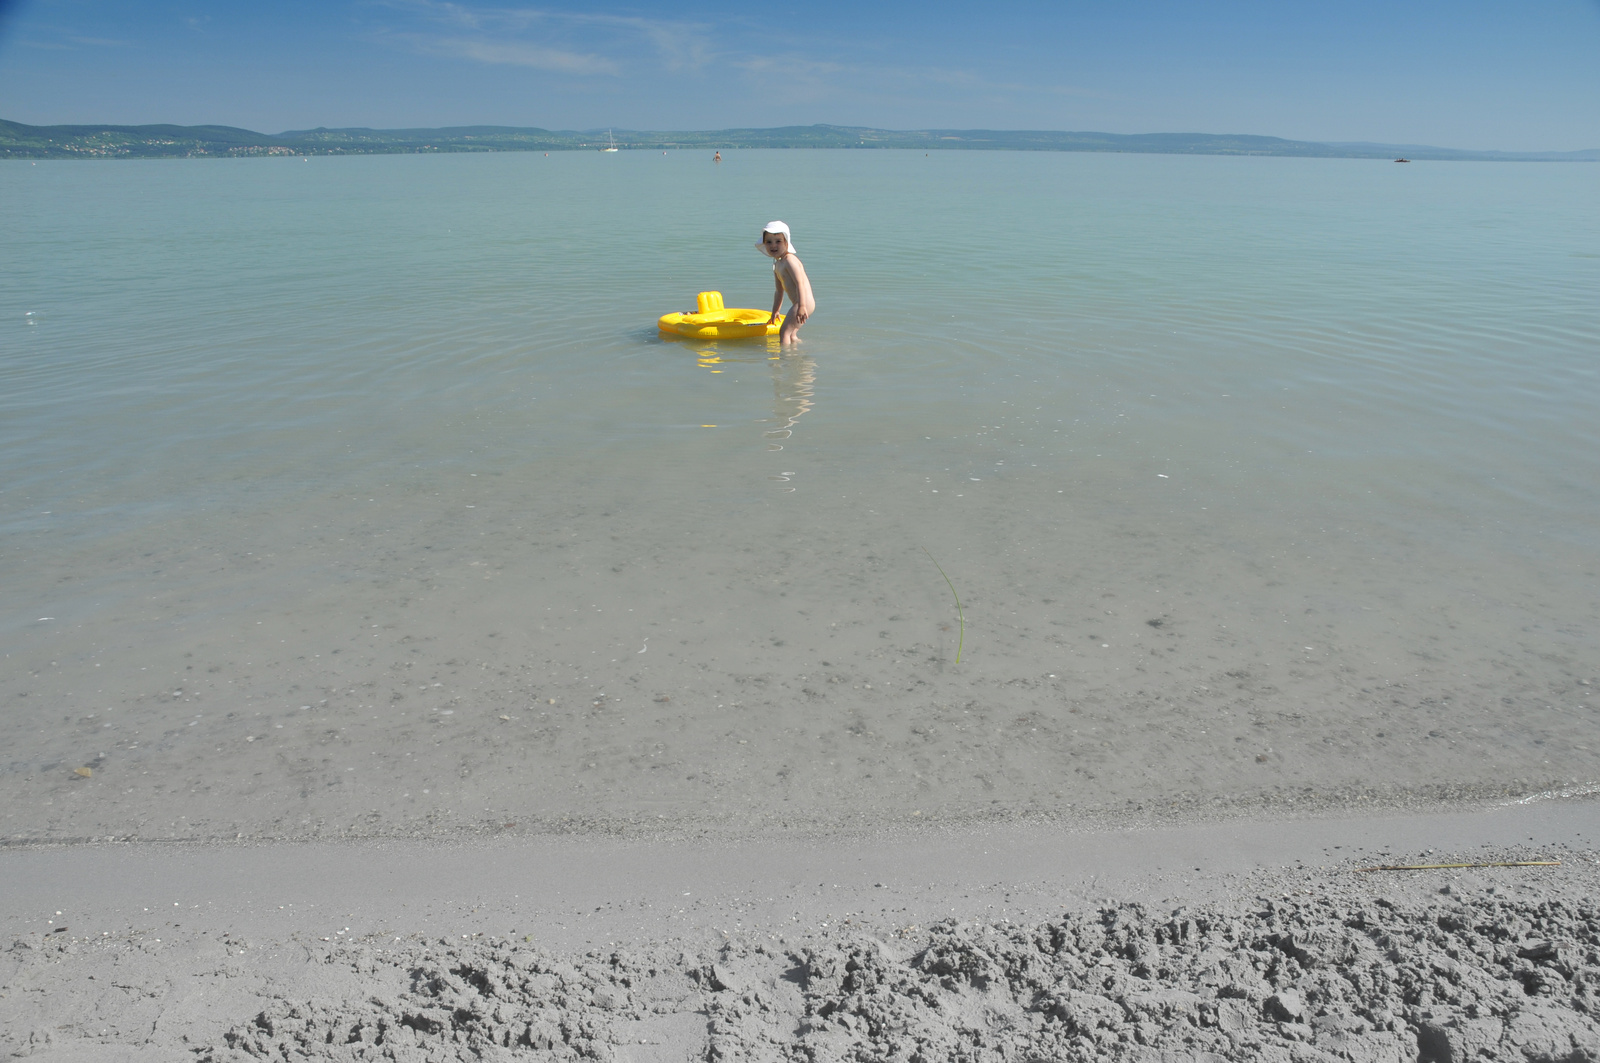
779, 305, 803, 344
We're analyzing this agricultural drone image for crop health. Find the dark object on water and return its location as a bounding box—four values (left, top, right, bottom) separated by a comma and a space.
1394, 158, 1410, 163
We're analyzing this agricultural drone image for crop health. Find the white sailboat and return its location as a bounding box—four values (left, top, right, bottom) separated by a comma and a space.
600, 129, 619, 153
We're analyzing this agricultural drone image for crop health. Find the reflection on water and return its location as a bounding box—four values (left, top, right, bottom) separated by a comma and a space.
762, 351, 816, 452
688, 341, 763, 375
679, 337, 818, 469
764, 351, 815, 490
678, 336, 776, 375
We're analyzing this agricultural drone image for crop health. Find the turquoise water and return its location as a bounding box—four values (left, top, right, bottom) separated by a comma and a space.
3, 151, 1598, 841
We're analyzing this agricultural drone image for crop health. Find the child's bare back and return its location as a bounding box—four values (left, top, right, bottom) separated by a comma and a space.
758, 221, 815, 344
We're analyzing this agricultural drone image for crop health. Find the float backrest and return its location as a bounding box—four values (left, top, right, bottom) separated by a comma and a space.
696, 291, 725, 314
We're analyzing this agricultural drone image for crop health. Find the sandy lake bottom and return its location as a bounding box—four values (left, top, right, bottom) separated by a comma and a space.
3, 150, 1598, 844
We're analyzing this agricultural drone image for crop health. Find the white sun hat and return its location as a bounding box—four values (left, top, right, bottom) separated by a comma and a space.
756, 220, 796, 253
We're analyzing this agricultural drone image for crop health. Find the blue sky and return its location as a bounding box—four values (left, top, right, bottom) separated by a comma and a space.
1, 0, 1597, 150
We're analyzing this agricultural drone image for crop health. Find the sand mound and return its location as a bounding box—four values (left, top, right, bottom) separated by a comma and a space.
192, 888, 1598, 1063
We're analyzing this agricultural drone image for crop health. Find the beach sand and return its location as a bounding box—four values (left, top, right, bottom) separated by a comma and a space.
4, 797, 1596, 1060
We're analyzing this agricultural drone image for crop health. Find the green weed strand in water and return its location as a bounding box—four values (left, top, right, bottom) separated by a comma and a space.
923, 547, 963, 664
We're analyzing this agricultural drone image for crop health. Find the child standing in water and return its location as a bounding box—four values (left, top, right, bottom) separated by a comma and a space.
759, 221, 815, 345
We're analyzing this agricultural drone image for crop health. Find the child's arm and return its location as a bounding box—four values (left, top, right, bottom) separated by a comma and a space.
786, 256, 815, 323
769, 270, 785, 324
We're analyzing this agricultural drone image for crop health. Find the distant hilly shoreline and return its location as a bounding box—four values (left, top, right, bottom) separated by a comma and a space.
3, 119, 1595, 162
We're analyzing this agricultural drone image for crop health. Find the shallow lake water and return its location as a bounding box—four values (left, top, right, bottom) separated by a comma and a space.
3, 149, 1597, 842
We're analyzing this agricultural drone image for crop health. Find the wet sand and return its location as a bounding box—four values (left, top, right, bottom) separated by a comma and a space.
7, 425, 1599, 847
7, 467, 1597, 1060
3, 798, 1596, 1059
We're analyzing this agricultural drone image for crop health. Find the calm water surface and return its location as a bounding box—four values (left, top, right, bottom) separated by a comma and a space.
2, 151, 1597, 841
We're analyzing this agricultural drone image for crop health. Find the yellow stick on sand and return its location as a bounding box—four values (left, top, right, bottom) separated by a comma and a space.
1355, 861, 1561, 872
923, 548, 963, 664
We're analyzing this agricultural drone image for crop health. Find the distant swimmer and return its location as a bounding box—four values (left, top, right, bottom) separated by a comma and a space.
714, 151, 722, 163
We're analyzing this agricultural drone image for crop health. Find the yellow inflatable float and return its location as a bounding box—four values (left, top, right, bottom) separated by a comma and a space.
658, 291, 782, 340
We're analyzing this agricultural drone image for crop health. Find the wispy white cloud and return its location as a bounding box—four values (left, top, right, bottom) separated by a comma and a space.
903, 66, 1107, 101
587, 12, 711, 72
732, 55, 847, 80
9, 20, 137, 51
365, 0, 1103, 117
725, 54, 854, 108
370, 0, 713, 75
732, 51, 1108, 112
401, 32, 617, 74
